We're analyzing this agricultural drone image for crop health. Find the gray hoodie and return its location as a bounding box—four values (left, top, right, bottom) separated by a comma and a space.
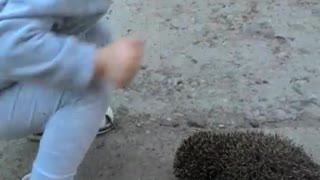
0, 0, 112, 90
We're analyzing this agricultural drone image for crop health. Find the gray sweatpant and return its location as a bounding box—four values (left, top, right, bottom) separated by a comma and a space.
0, 19, 112, 180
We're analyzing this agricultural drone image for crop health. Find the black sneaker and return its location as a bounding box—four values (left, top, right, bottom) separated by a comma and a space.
28, 107, 115, 142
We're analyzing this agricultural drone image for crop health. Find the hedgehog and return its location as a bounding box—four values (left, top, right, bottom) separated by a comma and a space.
173, 131, 320, 180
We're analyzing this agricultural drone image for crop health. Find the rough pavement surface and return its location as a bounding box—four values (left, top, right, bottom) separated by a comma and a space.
1, 0, 320, 179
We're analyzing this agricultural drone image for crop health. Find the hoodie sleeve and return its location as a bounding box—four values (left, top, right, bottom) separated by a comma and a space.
0, 0, 107, 90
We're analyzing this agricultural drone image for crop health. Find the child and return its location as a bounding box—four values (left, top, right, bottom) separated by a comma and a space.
0, 0, 144, 180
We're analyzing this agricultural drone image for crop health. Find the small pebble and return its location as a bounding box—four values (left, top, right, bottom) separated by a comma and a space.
218, 124, 225, 128
160, 54, 166, 60
200, 79, 206, 84
140, 65, 147, 70
176, 80, 184, 85
252, 109, 261, 117
191, 58, 198, 64
174, 113, 184, 117
193, 40, 201, 45
249, 121, 260, 128
255, 80, 269, 85
277, 51, 290, 59
274, 35, 288, 44
271, 109, 293, 121
190, 81, 200, 87
191, 17, 197, 24
186, 119, 206, 128
175, 85, 184, 91
160, 121, 180, 128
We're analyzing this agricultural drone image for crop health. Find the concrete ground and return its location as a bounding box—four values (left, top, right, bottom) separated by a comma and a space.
1, 123, 320, 179
1, 0, 320, 179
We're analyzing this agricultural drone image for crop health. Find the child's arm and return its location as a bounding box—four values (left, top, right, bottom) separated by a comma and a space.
0, 0, 110, 89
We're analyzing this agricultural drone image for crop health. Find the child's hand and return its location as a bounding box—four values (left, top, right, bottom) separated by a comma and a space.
95, 37, 144, 88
